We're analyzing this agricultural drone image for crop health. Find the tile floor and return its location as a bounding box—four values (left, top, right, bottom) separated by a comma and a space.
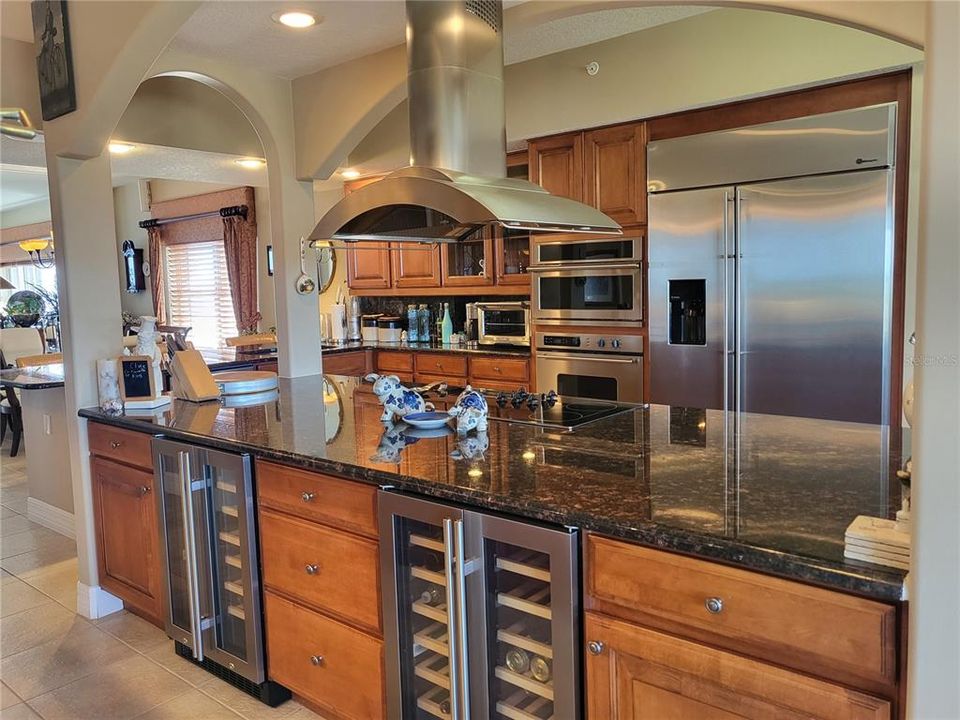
0, 439, 327, 720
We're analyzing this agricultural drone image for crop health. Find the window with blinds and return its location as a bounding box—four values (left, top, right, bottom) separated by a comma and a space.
165, 240, 237, 350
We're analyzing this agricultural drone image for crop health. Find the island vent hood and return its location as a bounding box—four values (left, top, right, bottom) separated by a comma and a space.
309, 0, 621, 245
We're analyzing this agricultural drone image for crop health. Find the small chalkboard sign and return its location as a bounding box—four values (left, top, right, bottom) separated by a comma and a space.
119, 355, 156, 401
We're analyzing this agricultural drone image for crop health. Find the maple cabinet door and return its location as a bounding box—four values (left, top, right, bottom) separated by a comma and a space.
584, 122, 647, 227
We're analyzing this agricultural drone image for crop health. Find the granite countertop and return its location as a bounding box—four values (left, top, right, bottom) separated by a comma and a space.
0, 363, 65, 389
199, 347, 278, 371
321, 340, 530, 357
79, 374, 906, 601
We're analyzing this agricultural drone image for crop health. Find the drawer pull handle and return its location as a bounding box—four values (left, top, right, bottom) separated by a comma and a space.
587, 640, 604, 656
110, 441, 122, 449
305, 564, 320, 575
310, 655, 324, 667
301, 492, 316, 502
705, 597, 724, 614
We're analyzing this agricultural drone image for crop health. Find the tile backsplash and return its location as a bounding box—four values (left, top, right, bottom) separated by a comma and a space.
358, 295, 525, 336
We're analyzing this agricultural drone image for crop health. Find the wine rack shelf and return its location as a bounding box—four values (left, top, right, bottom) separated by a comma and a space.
227, 604, 245, 621
216, 479, 237, 494
409, 533, 444, 553
412, 599, 448, 624
497, 580, 552, 620
495, 666, 554, 701
496, 690, 554, 720
497, 624, 553, 659
411, 565, 447, 586
416, 686, 451, 719
496, 553, 550, 583
413, 622, 450, 657
224, 554, 242, 569
218, 530, 240, 547
221, 505, 238, 518
224, 579, 244, 597
414, 653, 451, 690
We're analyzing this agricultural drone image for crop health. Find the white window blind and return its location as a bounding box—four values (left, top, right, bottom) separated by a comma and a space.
165, 241, 237, 350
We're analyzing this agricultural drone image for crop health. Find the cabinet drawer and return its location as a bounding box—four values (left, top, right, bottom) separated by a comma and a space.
256, 461, 377, 538
414, 353, 468, 378
376, 350, 413, 374
470, 356, 529, 383
585, 535, 897, 688
260, 509, 381, 634
323, 350, 370, 376
265, 592, 385, 720
88, 422, 154, 471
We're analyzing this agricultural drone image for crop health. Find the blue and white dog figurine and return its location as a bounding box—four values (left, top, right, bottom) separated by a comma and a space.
366, 374, 434, 425
448, 386, 488, 436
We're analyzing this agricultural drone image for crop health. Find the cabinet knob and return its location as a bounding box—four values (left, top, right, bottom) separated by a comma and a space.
494, 366, 501, 373
587, 640, 604, 656
310, 655, 324, 666
705, 596, 724, 614
305, 564, 320, 575
139, 485, 151, 496
110, 441, 122, 449
436, 361, 442, 369
301, 491, 315, 502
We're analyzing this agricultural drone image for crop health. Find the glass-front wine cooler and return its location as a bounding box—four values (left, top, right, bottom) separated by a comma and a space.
379, 491, 580, 719
153, 438, 289, 705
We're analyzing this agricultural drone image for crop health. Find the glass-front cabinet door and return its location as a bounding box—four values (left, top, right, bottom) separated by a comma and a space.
494, 229, 531, 286
381, 493, 467, 719
441, 229, 494, 286
470, 514, 579, 720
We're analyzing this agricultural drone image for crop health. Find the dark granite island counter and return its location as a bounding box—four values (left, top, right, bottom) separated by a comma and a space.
79, 373, 906, 602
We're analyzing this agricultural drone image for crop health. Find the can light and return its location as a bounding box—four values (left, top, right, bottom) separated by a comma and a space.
273, 10, 318, 28
108, 141, 135, 154
235, 158, 267, 169
340, 169, 361, 179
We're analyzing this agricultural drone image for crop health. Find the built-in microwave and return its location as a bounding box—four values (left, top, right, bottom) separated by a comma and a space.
531, 233, 643, 266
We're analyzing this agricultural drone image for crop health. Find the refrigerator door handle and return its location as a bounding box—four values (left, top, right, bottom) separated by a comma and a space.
452, 519, 470, 720
442, 519, 462, 720
178, 450, 204, 663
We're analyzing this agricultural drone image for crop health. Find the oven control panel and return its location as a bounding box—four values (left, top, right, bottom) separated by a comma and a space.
537, 332, 644, 355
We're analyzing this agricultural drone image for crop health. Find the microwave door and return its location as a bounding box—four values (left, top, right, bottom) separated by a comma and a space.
532, 265, 642, 324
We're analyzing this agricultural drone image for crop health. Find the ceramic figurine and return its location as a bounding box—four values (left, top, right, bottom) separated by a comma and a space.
370, 422, 418, 464
448, 385, 488, 435
135, 315, 164, 395
450, 430, 489, 461
366, 373, 434, 424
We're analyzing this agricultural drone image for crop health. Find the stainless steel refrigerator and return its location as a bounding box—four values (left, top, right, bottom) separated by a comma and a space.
379, 491, 580, 719
647, 104, 897, 427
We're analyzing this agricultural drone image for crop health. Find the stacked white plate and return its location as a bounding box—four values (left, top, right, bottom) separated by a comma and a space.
212, 370, 279, 396
844, 515, 910, 570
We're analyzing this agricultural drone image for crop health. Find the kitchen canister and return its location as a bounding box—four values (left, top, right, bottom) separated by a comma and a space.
377, 316, 403, 343
362, 314, 382, 343
330, 304, 347, 343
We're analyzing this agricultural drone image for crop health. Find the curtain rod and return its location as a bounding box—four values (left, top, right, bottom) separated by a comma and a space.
139, 205, 247, 229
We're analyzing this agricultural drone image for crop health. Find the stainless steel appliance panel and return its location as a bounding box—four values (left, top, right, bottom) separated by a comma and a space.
477, 301, 530, 347
532, 234, 642, 266
531, 264, 643, 325
736, 170, 893, 424
648, 187, 731, 409
536, 350, 643, 403
647, 104, 895, 193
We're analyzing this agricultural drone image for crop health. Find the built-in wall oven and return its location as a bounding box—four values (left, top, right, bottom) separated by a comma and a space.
536, 331, 644, 403
530, 234, 644, 325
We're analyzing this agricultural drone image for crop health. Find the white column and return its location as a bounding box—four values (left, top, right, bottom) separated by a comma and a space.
46, 151, 125, 618
907, 1, 960, 716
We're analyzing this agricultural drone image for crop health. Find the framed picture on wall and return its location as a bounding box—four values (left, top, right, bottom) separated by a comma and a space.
31, 0, 77, 121
266, 245, 274, 276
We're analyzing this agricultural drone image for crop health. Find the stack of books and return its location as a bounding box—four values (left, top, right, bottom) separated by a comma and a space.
844, 515, 910, 570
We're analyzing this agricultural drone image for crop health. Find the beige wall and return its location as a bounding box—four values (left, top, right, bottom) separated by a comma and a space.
313, 181, 348, 325
0, 199, 51, 229
114, 76, 264, 158
0, 37, 42, 130
21, 388, 73, 514
111, 182, 153, 318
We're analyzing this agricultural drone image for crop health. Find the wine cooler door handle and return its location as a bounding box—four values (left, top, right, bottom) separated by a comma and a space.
452, 519, 470, 720
442, 518, 462, 720
178, 450, 204, 663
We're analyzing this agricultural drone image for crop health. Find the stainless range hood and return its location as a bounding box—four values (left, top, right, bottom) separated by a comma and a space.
309, 0, 621, 244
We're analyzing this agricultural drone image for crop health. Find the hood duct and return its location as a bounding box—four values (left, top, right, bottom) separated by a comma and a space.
310, 0, 622, 244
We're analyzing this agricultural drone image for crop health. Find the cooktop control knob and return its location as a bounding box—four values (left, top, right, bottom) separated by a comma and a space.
612, 338, 622, 349
597, 338, 606, 348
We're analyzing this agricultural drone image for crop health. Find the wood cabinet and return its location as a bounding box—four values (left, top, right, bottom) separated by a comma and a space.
529, 121, 647, 228
528, 132, 584, 202
322, 349, 372, 377
441, 229, 494, 287
346, 241, 391, 290
89, 451, 163, 625
585, 612, 891, 720
374, 350, 531, 391
391, 243, 441, 288
584, 123, 647, 226
494, 229, 531, 287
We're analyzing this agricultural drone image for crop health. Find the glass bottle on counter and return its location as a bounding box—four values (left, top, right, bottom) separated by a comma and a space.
441, 303, 453, 345
407, 304, 419, 343
417, 304, 431, 344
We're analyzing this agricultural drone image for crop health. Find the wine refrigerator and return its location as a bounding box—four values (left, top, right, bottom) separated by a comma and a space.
379, 491, 580, 719
152, 438, 289, 705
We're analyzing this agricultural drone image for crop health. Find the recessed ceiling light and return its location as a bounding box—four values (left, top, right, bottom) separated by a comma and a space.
273, 10, 318, 28
340, 169, 360, 179
108, 141, 135, 154
235, 158, 266, 169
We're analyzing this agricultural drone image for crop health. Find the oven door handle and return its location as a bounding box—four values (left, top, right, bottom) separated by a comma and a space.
529, 262, 641, 273
536, 353, 641, 364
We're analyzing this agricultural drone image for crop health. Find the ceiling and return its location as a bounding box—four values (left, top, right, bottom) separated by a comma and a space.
171, 1, 714, 79
0, 135, 267, 214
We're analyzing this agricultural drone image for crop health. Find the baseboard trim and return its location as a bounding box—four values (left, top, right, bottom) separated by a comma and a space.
77, 582, 124, 620
26, 497, 75, 539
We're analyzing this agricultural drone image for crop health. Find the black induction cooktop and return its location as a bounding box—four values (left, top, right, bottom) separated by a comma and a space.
486, 394, 638, 431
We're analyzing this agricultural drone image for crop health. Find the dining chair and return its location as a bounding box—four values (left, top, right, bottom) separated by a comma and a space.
15, 352, 63, 368
0, 327, 45, 367
225, 333, 278, 348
